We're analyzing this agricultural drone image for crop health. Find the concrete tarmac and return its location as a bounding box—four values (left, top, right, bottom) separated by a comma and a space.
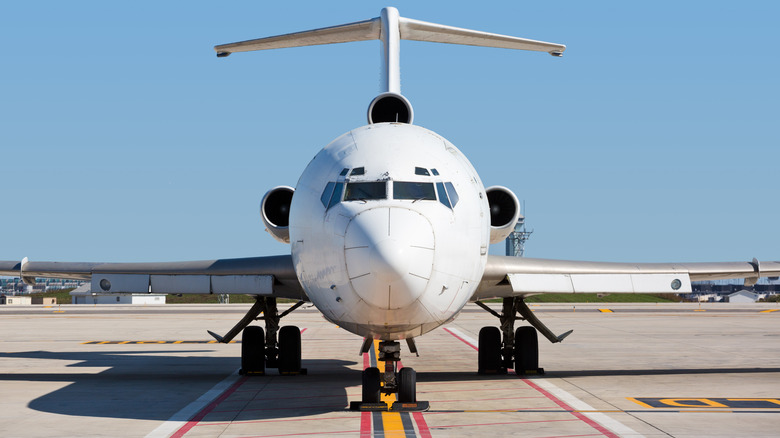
1, 302, 778, 437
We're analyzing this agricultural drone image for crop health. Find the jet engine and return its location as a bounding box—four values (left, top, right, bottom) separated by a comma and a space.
486, 186, 521, 244
367, 92, 414, 124
261, 186, 294, 244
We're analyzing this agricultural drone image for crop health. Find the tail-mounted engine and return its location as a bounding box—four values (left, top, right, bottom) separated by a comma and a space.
486, 186, 520, 244
367, 92, 414, 124
261, 186, 294, 244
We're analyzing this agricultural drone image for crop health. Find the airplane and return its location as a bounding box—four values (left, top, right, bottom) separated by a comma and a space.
2, 7, 779, 411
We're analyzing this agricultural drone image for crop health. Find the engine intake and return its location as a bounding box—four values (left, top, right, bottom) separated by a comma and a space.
367, 92, 414, 124
261, 186, 294, 244
486, 186, 520, 244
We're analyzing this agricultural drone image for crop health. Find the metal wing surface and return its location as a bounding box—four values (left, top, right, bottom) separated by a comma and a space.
475, 255, 780, 300
0, 255, 306, 300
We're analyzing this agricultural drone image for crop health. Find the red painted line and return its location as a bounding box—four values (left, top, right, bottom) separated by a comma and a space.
413, 411, 432, 438
171, 375, 248, 438
523, 378, 619, 438
444, 327, 619, 438
173, 327, 308, 437
360, 343, 371, 438
443, 328, 478, 351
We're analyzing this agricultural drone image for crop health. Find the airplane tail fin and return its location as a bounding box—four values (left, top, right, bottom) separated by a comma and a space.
214, 7, 565, 95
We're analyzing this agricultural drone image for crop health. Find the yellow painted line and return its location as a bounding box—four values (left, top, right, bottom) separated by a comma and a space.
598, 308, 613, 313
760, 309, 779, 313
694, 309, 707, 312
119, 341, 131, 345
52, 310, 65, 313
174, 340, 183, 344
372, 340, 405, 437
97, 341, 110, 345
626, 397, 654, 409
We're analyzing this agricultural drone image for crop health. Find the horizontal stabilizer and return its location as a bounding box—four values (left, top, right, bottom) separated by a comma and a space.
215, 19, 380, 56
399, 17, 565, 55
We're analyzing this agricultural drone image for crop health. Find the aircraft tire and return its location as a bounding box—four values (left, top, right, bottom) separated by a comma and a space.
278, 325, 302, 374
398, 367, 417, 402
478, 326, 502, 374
514, 326, 539, 374
362, 367, 381, 403
241, 325, 265, 375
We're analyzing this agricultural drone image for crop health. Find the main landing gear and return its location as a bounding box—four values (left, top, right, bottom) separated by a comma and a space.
475, 297, 573, 375
350, 339, 429, 412
208, 296, 307, 375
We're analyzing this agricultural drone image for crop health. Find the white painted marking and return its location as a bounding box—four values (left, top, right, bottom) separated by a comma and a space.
447, 326, 644, 438
532, 374, 644, 437
144, 369, 241, 438
446, 327, 478, 347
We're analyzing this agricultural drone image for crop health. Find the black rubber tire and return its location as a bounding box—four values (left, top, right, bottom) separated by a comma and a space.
278, 325, 302, 374
514, 326, 539, 374
398, 367, 416, 403
478, 326, 502, 374
241, 326, 265, 375
362, 367, 381, 403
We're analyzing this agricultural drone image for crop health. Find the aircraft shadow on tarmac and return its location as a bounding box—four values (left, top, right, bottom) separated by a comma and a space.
0, 350, 357, 421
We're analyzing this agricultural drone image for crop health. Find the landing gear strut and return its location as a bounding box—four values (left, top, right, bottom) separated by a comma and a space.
209, 296, 306, 375
476, 297, 572, 375
350, 340, 429, 412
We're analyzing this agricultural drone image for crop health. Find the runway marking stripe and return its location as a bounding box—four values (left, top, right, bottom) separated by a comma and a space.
445, 327, 642, 438
760, 309, 779, 313
169, 375, 247, 438
598, 309, 613, 313
628, 397, 780, 409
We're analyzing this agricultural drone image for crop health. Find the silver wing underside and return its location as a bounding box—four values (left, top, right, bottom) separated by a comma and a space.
474, 255, 780, 300
0, 255, 306, 300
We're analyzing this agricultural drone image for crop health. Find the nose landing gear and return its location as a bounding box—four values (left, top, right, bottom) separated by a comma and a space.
350, 340, 429, 412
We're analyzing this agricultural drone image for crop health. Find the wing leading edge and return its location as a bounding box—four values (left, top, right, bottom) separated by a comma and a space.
0, 255, 306, 300
475, 255, 780, 300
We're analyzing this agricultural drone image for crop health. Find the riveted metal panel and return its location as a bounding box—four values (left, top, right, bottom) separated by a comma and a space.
211, 275, 274, 295
150, 275, 210, 294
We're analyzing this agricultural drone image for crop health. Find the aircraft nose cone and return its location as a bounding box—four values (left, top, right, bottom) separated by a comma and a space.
345, 208, 434, 309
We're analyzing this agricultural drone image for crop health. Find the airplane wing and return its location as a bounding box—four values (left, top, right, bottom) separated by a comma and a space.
0, 255, 306, 300
474, 255, 780, 300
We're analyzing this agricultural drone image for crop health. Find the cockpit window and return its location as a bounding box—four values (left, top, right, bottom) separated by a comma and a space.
350, 167, 365, 176
394, 181, 436, 201
320, 182, 336, 207
328, 182, 344, 208
444, 182, 459, 207
414, 167, 430, 176
344, 181, 386, 201
339, 168, 350, 176
436, 182, 451, 208
431, 168, 440, 176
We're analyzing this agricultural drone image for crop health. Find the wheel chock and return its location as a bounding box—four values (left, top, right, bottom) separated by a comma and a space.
515, 367, 545, 376
349, 401, 389, 411
279, 368, 308, 376
390, 401, 430, 412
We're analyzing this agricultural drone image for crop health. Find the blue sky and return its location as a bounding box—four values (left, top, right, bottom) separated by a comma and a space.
1, 1, 778, 264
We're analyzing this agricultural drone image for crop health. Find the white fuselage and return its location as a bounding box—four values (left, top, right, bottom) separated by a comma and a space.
289, 123, 490, 340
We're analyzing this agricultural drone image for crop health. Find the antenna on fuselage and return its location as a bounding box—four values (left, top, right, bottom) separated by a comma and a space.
214, 7, 566, 123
